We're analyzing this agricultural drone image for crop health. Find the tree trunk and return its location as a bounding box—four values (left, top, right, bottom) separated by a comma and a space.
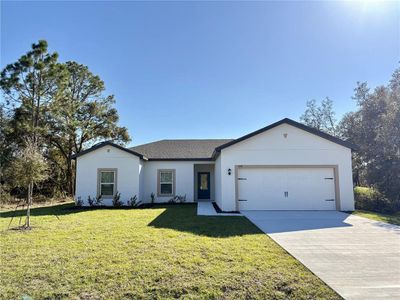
26, 181, 33, 228
66, 156, 74, 196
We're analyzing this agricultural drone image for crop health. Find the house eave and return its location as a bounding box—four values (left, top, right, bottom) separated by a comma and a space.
147, 157, 214, 162
215, 118, 358, 152
71, 141, 146, 160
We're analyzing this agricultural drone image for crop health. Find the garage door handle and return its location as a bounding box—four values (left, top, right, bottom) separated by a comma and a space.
238, 178, 247, 180
324, 177, 334, 180
238, 199, 248, 202
325, 199, 335, 201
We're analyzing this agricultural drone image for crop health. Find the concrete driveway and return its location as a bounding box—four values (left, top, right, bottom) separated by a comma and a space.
242, 211, 400, 300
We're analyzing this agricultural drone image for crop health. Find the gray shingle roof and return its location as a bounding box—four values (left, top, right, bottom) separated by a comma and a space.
130, 139, 234, 160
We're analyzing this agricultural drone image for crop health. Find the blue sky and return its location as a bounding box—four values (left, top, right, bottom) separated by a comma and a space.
1, 1, 399, 146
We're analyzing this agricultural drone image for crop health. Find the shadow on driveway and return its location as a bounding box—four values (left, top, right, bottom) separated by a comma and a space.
242, 211, 352, 234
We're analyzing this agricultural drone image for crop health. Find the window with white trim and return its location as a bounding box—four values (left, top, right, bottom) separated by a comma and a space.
99, 170, 116, 197
158, 170, 174, 196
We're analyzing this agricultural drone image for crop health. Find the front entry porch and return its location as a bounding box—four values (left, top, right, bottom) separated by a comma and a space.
194, 164, 214, 202
197, 202, 242, 216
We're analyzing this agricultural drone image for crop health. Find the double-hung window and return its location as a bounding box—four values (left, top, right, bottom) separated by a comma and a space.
158, 169, 175, 196
98, 169, 117, 197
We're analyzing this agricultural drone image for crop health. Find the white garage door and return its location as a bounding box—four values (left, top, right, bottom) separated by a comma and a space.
237, 167, 336, 210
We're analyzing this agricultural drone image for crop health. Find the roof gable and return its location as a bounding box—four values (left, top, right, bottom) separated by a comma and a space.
215, 118, 357, 152
71, 141, 146, 159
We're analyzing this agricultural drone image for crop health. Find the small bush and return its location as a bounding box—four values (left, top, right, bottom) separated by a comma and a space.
127, 195, 141, 207
168, 194, 186, 204
87, 195, 103, 207
87, 196, 95, 207
95, 195, 103, 206
75, 197, 83, 207
0, 190, 16, 205
354, 186, 399, 214
150, 192, 155, 204
112, 192, 123, 207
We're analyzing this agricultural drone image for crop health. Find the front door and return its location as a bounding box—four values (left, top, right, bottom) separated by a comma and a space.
197, 172, 211, 199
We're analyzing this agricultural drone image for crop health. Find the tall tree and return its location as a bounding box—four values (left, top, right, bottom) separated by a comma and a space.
47, 61, 130, 194
0, 104, 13, 197
0, 40, 66, 214
340, 68, 400, 202
300, 97, 339, 136
0, 40, 66, 143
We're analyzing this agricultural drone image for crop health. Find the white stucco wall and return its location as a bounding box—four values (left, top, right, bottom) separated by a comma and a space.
218, 123, 354, 212
140, 161, 216, 203
139, 160, 145, 202
214, 156, 222, 208
75, 146, 140, 206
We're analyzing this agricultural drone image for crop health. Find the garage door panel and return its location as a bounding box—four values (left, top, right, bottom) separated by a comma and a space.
286, 168, 335, 210
239, 168, 285, 203
238, 167, 336, 210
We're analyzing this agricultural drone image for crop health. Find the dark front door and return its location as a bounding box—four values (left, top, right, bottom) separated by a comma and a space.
197, 172, 211, 199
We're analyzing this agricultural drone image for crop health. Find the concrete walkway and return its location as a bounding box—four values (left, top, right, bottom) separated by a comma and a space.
242, 211, 400, 300
197, 202, 242, 216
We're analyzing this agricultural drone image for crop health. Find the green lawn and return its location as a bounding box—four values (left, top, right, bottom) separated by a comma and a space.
353, 210, 400, 226
0, 204, 340, 299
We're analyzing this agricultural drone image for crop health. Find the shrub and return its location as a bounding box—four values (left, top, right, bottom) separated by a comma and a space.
95, 195, 103, 206
75, 197, 83, 207
112, 192, 123, 207
88, 195, 102, 207
168, 194, 186, 204
127, 195, 141, 207
354, 187, 399, 214
0, 191, 15, 205
150, 192, 155, 204
87, 196, 95, 207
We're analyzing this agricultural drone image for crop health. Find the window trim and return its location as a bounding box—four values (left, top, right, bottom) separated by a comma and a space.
157, 169, 176, 197
97, 168, 118, 198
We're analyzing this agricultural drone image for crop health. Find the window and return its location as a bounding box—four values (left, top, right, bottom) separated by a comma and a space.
158, 169, 175, 196
200, 173, 208, 190
98, 169, 117, 197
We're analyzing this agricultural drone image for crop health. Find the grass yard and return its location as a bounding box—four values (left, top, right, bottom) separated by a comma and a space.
353, 210, 400, 226
0, 203, 340, 299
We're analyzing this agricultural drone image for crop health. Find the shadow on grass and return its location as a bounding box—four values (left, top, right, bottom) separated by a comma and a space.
1, 203, 262, 238
148, 204, 261, 238
0, 202, 162, 218
0, 202, 83, 218
0, 202, 165, 218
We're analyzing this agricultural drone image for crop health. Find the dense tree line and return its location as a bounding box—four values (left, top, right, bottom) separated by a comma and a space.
301, 67, 400, 209
0, 41, 130, 212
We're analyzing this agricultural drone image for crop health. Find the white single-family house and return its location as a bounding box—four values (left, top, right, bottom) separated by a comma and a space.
73, 118, 356, 211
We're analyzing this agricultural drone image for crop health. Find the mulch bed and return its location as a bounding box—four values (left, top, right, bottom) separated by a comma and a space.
212, 202, 240, 214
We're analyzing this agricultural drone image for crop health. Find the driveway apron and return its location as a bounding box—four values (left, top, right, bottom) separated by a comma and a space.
242, 211, 400, 299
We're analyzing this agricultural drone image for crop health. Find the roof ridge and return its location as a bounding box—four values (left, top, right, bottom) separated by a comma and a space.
130, 138, 234, 149
129, 138, 234, 160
